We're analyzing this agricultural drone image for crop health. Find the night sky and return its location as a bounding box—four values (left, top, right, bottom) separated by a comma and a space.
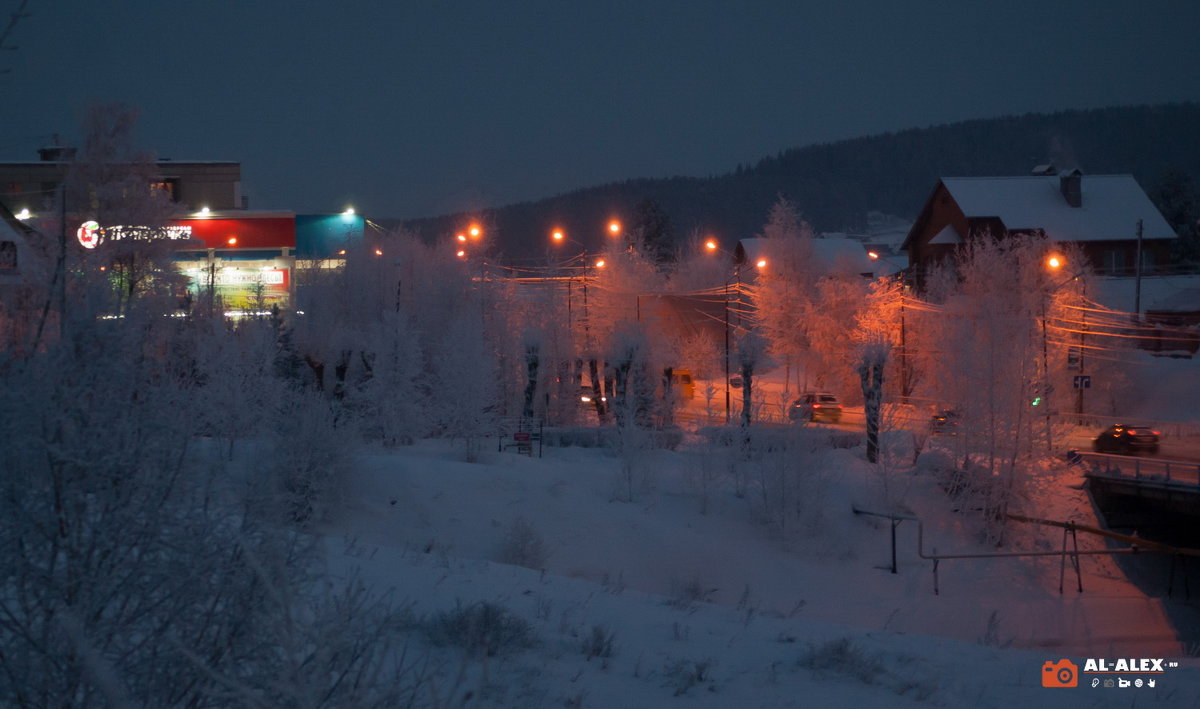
2, 1, 1198, 219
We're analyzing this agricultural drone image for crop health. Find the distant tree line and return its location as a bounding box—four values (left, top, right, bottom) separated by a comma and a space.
403, 103, 1200, 260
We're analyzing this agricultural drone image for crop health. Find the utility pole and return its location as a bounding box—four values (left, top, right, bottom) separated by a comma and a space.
1133, 219, 1144, 319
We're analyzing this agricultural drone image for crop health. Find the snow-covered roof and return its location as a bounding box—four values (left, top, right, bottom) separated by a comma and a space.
941, 174, 1175, 242
736, 236, 878, 277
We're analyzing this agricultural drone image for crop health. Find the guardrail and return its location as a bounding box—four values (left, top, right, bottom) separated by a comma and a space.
1078, 451, 1200, 487
852, 506, 1200, 596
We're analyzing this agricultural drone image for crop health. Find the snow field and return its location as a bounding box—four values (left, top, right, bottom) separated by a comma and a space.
322, 437, 1200, 707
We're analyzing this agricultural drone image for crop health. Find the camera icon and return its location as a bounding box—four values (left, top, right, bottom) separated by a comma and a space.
1042, 659, 1079, 688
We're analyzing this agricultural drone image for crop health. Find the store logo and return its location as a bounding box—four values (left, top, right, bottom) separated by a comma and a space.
77, 220, 100, 249
1042, 659, 1078, 687
76, 222, 193, 249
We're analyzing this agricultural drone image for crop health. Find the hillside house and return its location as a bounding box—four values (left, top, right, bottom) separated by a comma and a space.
902, 168, 1176, 285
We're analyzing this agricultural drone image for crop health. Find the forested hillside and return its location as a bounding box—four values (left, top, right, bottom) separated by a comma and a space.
403, 103, 1200, 258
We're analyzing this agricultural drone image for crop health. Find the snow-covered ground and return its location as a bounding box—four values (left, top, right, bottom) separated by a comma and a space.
314, 435, 1200, 707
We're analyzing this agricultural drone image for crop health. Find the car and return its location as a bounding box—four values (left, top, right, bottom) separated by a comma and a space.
579, 385, 606, 407
1092, 424, 1160, 456
788, 392, 842, 424
930, 409, 959, 435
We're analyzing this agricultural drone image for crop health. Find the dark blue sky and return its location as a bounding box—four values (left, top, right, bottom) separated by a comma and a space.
2, 1, 1198, 219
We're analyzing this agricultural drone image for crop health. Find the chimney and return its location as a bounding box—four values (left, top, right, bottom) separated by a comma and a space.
1059, 168, 1082, 208
37, 145, 77, 162
37, 134, 76, 162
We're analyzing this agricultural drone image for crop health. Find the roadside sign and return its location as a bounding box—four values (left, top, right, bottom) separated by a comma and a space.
1073, 375, 1091, 389
1067, 346, 1081, 370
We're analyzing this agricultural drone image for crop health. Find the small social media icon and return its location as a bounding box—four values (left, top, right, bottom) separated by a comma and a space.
1148, 679, 1156, 688
1135, 679, 1143, 688
1091, 678, 1100, 688
1041, 659, 1079, 688
1118, 678, 1131, 688
1104, 679, 1115, 688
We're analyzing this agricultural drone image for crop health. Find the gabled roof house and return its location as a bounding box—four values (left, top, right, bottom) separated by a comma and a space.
902, 168, 1176, 285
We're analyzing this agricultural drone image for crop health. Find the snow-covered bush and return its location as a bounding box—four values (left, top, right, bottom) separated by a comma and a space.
497, 516, 550, 569
425, 601, 538, 658
251, 390, 355, 526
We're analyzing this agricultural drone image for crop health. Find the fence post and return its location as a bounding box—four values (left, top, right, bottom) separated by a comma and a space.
890, 516, 898, 574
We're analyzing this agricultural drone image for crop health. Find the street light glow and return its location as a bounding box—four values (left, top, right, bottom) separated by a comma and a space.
756, 259, 767, 268
469, 225, 481, 238
1047, 255, 1063, 269
608, 220, 621, 235
456, 249, 466, 258
457, 234, 467, 242
374, 248, 383, 256
552, 229, 564, 241
705, 239, 718, 250
594, 258, 606, 268
868, 251, 880, 260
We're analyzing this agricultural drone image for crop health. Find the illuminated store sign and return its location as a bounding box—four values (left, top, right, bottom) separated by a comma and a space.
76, 221, 194, 249
211, 268, 287, 287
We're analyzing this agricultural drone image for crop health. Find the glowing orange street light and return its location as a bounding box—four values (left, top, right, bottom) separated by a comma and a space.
868, 251, 880, 260
456, 233, 467, 242
551, 229, 565, 242
1047, 255, 1063, 270
594, 258, 606, 268
469, 224, 482, 239
456, 249, 466, 258
756, 259, 767, 269
608, 220, 621, 236
705, 239, 718, 251
375, 248, 383, 256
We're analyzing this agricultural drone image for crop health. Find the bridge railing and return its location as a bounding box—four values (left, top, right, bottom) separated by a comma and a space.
1078, 451, 1200, 487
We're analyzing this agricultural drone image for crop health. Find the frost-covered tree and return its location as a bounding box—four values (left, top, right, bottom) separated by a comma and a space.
429, 300, 498, 461
63, 103, 184, 316
919, 233, 1068, 541
748, 197, 819, 393
0, 308, 422, 706
858, 339, 889, 464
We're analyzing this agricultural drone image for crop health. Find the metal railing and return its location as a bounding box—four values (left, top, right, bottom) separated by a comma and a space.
1080, 451, 1200, 487
852, 506, 1200, 596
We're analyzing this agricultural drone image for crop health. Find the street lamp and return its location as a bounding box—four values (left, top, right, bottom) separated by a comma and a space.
868, 250, 913, 403
1040, 253, 1088, 450
549, 228, 601, 342
704, 238, 759, 424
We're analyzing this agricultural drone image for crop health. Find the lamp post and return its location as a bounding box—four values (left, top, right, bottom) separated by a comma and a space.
867, 251, 912, 404
706, 238, 765, 424
1042, 254, 1089, 450
552, 227, 611, 420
